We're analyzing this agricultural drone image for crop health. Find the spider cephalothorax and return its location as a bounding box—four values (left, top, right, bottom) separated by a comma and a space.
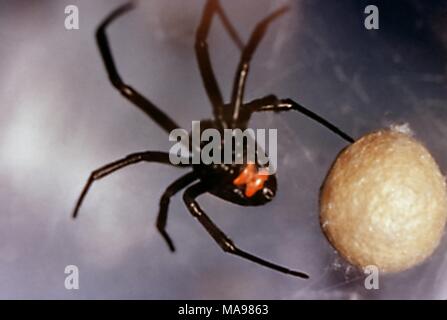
73, 0, 353, 279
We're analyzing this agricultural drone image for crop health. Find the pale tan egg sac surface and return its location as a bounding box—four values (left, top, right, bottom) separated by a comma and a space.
320, 128, 447, 273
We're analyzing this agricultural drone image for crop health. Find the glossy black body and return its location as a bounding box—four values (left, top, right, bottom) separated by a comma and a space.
190, 118, 277, 207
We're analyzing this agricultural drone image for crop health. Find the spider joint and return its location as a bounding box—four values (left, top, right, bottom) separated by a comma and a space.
222, 239, 236, 252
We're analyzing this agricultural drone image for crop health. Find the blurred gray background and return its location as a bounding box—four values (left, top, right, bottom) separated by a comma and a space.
1, 0, 447, 299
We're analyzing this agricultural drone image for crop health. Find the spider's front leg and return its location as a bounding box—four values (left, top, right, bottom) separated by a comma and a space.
183, 183, 309, 279
96, 2, 179, 133
245, 96, 355, 143
196, 0, 244, 126
229, 5, 289, 126
72, 151, 190, 218
157, 172, 198, 252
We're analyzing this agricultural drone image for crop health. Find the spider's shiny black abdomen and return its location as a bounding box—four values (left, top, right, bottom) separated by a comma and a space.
193, 162, 278, 207
190, 119, 277, 207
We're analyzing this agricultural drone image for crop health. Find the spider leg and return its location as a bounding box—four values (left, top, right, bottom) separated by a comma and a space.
156, 171, 198, 252
73, 151, 190, 218
196, 0, 244, 127
230, 6, 289, 126
212, 0, 245, 50
96, 2, 179, 133
245, 95, 355, 143
183, 182, 309, 279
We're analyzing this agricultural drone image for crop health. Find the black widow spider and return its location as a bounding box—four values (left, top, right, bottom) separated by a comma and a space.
73, 0, 354, 279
